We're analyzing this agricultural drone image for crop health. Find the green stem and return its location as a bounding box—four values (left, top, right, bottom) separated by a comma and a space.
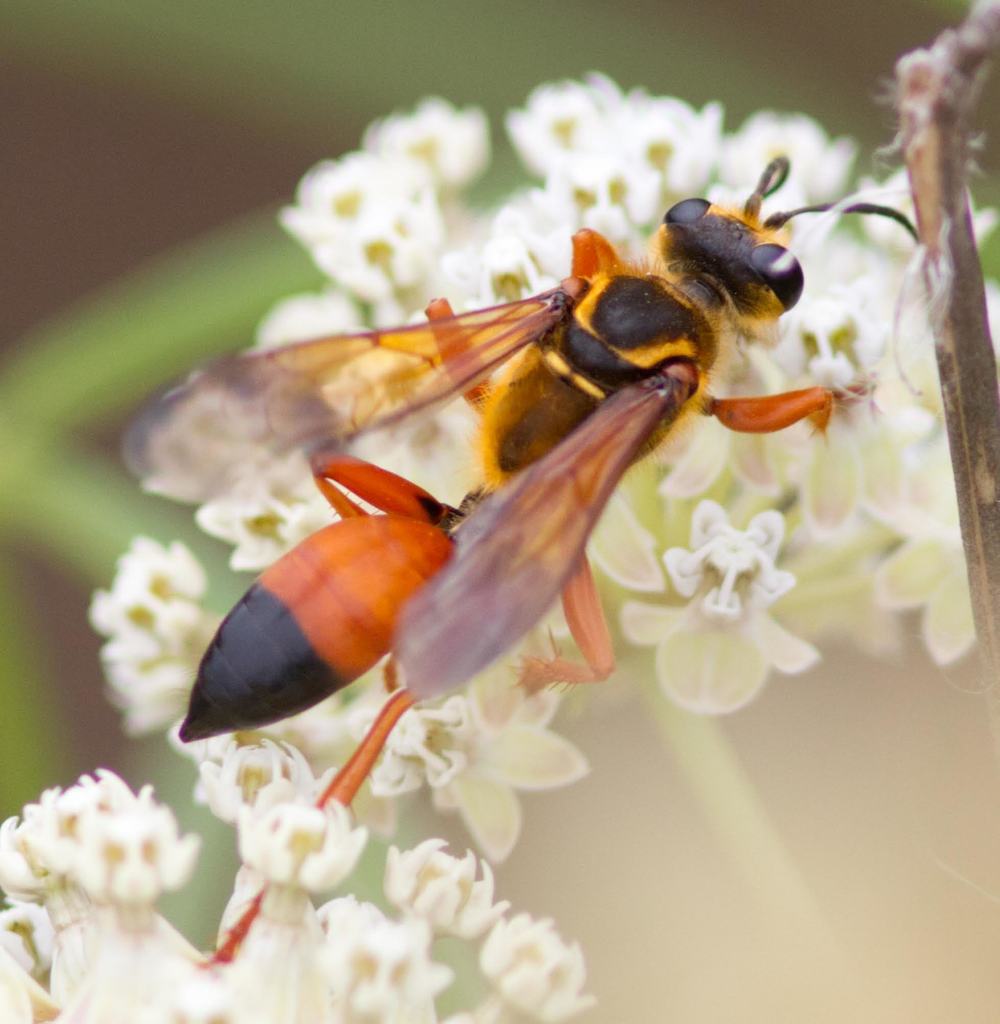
640, 682, 842, 952
0, 209, 318, 437
0, 558, 68, 814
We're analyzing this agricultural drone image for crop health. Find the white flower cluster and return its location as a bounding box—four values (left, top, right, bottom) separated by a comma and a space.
0, 766, 592, 1023
96, 72, 994, 844
87, 75, 998, 1019
90, 538, 219, 734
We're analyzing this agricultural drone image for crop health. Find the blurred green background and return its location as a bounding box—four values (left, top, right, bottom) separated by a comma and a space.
4, 2, 1000, 1020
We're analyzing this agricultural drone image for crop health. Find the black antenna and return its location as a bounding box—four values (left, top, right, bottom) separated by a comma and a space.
744, 156, 791, 220
764, 201, 918, 241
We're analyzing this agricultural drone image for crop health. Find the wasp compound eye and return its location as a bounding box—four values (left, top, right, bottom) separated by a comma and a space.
749, 244, 804, 310
664, 197, 711, 225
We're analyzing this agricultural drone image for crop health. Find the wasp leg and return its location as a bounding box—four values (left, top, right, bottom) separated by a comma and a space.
424, 297, 490, 409
518, 556, 615, 693
317, 688, 416, 806
213, 687, 417, 964
570, 228, 622, 279
707, 387, 834, 435
310, 452, 449, 524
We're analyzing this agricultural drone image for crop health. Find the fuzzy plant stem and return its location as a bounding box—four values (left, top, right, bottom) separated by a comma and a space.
896, 6, 1000, 700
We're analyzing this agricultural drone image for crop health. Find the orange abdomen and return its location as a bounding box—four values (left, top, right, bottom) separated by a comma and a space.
179, 516, 452, 740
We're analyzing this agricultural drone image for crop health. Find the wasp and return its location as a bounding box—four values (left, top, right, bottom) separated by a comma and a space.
126, 156, 915, 744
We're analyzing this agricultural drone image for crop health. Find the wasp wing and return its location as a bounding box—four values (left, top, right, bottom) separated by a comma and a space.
125, 288, 573, 502
395, 371, 694, 698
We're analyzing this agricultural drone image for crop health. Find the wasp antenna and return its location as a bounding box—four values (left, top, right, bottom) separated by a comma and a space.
744, 156, 791, 219
764, 201, 918, 241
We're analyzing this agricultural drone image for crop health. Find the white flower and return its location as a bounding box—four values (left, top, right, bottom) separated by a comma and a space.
872, 440, 974, 665
480, 913, 594, 1022
255, 289, 363, 349
237, 799, 367, 892
227, 884, 331, 1024
169, 973, 237, 1024
281, 152, 445, 317
321, 913, 452, 1021
664, 500, 795, 619
0, 770, 138, 900
775, 279, 888, 389
624, 501, 819, 713
384, 839, 508, 939
89, 538, 217, 734
73, 787, 200, 905
364, 97, 490, 190
442, 193, 571, 307
540, 152, 661, 242
356, 694, 474, 797
0, 901, 52, 979
0, 946, 57, 1024
199, 739, 335, 824
195, 453, 334, 572
720, 111, 856, 204
56, 905, 200, 1024
507, 78, 611, 177
431, 671, 589, 862
620, 91, 723, 197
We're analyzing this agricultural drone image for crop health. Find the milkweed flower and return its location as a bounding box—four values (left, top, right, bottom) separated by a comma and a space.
622, 501, 818, 713
83, 74, 998, 1018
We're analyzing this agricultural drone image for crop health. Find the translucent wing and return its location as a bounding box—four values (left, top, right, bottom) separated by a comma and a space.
395, 370, 696, 697
125, 287, 575, 502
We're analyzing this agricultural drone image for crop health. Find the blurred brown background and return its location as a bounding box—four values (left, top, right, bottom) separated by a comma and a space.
4, 2, 1000, 1021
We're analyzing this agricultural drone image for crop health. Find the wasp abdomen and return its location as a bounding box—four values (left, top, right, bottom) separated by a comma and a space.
181, 583, 340, 740
179, 516, 453, 740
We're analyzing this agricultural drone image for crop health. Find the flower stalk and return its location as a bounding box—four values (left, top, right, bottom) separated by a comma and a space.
896, 5, 1000, 692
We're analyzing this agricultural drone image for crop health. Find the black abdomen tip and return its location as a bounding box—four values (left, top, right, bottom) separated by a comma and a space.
179, 583, 345, 741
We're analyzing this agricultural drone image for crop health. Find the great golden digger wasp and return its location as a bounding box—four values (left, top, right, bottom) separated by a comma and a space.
126, 156, 916, 745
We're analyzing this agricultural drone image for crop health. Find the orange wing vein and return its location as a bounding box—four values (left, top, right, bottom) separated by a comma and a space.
125, 287, 576, 502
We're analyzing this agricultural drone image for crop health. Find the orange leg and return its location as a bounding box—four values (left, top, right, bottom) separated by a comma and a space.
518, 556, 615, 692
425, 297, 489, 409
310, 452, 448, 524
707, 387, 834, 435
212, 688, 417, 964
570, 228, 622, 279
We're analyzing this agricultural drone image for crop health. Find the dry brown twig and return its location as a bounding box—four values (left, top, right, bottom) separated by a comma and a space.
896, 3, 1000, 692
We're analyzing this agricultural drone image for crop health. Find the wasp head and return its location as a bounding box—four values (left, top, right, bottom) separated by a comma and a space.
655, 157, 804, 341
